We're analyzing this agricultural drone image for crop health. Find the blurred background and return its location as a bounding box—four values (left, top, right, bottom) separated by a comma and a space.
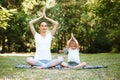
0, 0, 120, 53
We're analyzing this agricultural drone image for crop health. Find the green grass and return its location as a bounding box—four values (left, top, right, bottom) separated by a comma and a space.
0, 53, 120, 80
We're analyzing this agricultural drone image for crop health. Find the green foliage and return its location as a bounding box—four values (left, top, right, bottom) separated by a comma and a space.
22, 0, 45, 15
0, 0, 120, 53
83, 0, 120, 52
87, 35, 111, 53
0, 6, 17, 29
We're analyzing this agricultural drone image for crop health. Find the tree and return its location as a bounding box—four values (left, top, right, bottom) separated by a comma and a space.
0, 0, 120, 53
0, 5, 17, 53
85, 0, 120, 52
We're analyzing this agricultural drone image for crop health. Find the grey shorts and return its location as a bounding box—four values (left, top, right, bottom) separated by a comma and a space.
33, 60, 52, 66
28, 56, 51, 66
68, 61, 79, 66
30, 56, 64, 68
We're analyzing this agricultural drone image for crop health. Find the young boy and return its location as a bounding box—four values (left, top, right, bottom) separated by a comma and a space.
61, 33, 107, 69
61, 33, 86, 68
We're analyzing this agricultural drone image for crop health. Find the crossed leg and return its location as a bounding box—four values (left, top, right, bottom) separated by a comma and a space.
26, 56, 64, 68
61, 62, 87, 68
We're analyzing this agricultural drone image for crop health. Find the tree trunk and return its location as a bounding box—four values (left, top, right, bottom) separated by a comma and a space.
1, 32, 5, 53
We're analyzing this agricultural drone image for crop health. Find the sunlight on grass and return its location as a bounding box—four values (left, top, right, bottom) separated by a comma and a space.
0, 53, 33, 56
0, 53, 120, 80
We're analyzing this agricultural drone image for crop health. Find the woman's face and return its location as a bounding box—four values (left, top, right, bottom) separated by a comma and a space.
39, 22, 48, 33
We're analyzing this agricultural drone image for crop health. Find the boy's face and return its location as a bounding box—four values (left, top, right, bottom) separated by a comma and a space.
69, 41, 76, 48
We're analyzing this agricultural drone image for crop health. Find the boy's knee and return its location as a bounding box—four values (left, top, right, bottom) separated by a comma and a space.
83, 62, 87, 66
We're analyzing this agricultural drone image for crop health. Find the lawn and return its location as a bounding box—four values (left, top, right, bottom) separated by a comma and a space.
0, 53, 120, 80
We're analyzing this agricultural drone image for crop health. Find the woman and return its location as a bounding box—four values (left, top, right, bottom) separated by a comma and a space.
26, 9, 64, 69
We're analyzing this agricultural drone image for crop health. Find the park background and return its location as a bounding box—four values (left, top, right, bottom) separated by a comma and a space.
0, 0, 120, 80
0, 0, 120, 53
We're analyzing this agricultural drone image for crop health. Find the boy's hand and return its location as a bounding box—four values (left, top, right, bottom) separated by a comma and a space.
71, 33, 74, 38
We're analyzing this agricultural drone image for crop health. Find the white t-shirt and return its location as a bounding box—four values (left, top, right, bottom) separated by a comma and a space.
68, 48, 80, 63
34, 32, 52, 61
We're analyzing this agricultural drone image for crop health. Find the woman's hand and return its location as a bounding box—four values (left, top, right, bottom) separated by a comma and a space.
43, 7, 47, 18
42, 7, 58, 36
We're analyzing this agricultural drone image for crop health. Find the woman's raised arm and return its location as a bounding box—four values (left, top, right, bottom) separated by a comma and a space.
29, 15, 43, 36
43, 8, 58, 36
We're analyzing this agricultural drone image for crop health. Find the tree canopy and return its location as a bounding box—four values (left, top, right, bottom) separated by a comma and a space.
0, 0, 120, 53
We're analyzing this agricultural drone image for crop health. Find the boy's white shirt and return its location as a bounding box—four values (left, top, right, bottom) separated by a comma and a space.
34, 32, 52, 61
67, 48, 80, 63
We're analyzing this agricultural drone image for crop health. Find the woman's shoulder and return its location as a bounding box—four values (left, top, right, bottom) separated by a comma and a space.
47, 32, 52, 37
34, 32, 40, 38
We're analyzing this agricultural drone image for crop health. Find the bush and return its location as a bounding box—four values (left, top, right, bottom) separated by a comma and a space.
87, 36, 111, 53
